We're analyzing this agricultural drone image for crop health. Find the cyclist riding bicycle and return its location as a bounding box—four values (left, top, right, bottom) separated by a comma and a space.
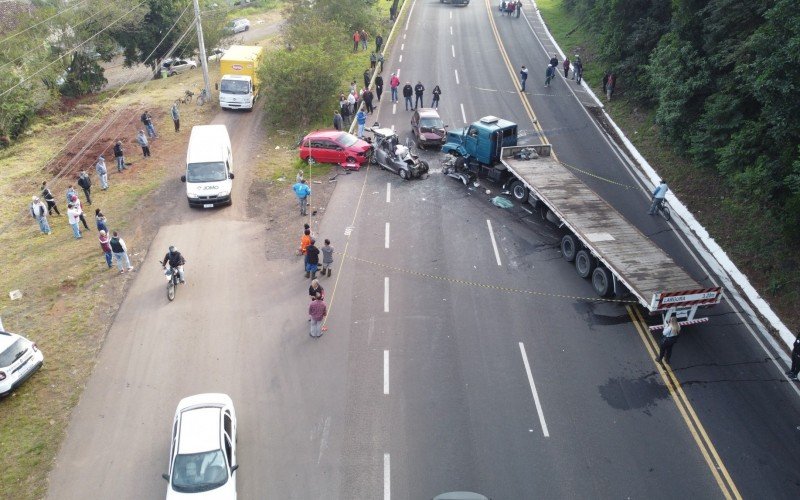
648, 179, 669, 215
161, 245, 186, 283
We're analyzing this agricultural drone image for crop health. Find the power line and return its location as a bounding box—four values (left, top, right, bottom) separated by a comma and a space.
0, 0, 149, 99
0, 0, 92, 46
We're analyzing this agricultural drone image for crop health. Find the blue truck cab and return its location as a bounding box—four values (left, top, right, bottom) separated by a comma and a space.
442, 115, 517, 166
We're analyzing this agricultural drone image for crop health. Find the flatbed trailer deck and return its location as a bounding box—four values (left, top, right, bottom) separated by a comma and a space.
499, 145, 721, 328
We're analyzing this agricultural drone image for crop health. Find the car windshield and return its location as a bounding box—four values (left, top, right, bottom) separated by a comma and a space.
419, 117, 444, 130
220, 79, 250, 94
187, 162, 227, 183
336, 133, 359, 147
0, 339, 27, 366
171, 449, 228, 493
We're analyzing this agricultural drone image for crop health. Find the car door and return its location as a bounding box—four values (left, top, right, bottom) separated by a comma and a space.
320, 139, 341, 163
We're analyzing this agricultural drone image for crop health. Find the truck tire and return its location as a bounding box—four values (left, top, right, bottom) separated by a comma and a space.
575, 250, 595, 279
509, 180, 529, 203
561, 234, 578, 262
591, 267, 613, 297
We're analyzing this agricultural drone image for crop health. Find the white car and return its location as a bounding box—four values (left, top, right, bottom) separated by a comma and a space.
164, 58, 198, 76
163, 393, 238, 499
208, 48, 226, 62
0, 330, 44, 397
229, 19, 250, 34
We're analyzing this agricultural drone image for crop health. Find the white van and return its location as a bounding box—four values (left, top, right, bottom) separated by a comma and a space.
181, 125, 234, 207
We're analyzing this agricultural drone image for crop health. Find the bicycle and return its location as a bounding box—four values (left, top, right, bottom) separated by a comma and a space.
654, 199, 671, 221
196, 88, 208, 106
178, 89, 193, 104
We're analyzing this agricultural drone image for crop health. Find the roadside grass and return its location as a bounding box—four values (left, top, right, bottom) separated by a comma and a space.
536, 0, 799, 330
0, 61, 219, 500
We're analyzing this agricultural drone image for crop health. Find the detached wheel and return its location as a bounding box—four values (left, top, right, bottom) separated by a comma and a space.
509, 180, 529, 203
591, 267, 613, 297
399, 168, 410, 180
561, 234, 578, 262
575, 250, 595, 279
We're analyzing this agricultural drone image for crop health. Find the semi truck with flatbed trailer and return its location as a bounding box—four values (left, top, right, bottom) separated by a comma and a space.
441, 117, 722, 328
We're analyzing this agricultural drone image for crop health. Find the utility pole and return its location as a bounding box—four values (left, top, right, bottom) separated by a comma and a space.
193, 0, 211, 97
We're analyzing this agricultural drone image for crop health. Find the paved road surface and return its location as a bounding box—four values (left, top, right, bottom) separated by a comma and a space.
47, 1, 800, 499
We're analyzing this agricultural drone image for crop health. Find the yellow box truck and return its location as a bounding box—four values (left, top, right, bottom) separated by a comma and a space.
219, 45, 263, 110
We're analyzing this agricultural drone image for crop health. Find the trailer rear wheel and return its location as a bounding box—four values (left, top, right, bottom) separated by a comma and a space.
509, 180, 529, 203
575, 250, 596, 279
561, 234, 578, 262
591, 267, 613, 297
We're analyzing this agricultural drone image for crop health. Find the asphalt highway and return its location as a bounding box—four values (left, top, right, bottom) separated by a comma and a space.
46, 1, 800, 499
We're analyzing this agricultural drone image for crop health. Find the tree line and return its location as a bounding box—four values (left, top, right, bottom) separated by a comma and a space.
564, 0, 800, 242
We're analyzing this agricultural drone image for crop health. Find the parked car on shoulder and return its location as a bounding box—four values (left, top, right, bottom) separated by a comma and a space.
208, 48, 226, 62
298, 130, 373, 169
163, 393, 238, 499
411, 108, 447, 149
227, 18, 250, 34
163, 58, 197, 76
0, 330, 44, 397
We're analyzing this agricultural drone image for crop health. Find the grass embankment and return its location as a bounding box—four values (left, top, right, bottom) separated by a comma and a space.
0, 8, 284, 500
535, 0, 799, 333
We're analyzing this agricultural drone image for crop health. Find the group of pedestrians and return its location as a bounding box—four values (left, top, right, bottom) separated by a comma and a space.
499, 0, 522, 17
520, 53, 585, 91
298, 224, 336, 338
400, 81, 442, 111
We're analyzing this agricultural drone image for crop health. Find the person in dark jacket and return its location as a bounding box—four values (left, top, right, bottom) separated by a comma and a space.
549, 54, 558, 68
786, 334, 800, 380
375, 74, 384, 101
113, 140, 126, 172
161, 245, 186, 283
414, 81, 425, 109
41, 181, 61, 215
363, 88, 374, 114
77, 170, 92, 205
363, 68, 371, 88
431, 85, 441, 109
375, 34, 383, 53
333, 110, 343, 131
305, 238, 320, 279
403, 82, 413, 111
309, 279, 324, 299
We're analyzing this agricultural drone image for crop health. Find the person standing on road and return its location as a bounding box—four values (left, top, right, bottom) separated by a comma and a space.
308, 293, 327, 338
549, 54, 559, 68
67, 203, 82, 239
30, 196, 51, 235
333, 110, 343, 131
573, 55, 583, 83
136, 130, 151, 158
403, 82, 413, 110
309, 279, 324, 299
563, 56, 570, 78
390, 73, 400, 103
140, 111, 157, 138
299, 228, 312, 256
113, 140, 126, 172
41, 181, 60, 216
293, 179, 311, 216
648, 180, 669, 215
656, 317, 681, 363
375, 34, 383, 54
431, 85, 441, 109
375, 74, 384, 102
109, 230, 134, 273
519, 65, 528, 92
77, 169, 92, 205
95, 208, 108, 233
545, 64, 555, 87
785, 334, 800, 380
171, 102, 180, 132
98, 230, 113, 268
363, 88, 374, 114
321, 239, 334, 277
355, 108, 367, 138
515, 0, 522, 17
353, 30, 360, 51
305, 239, 320, 279
414, 81, 425, 109
95, 155, 108, 190
377, 52, 384, 73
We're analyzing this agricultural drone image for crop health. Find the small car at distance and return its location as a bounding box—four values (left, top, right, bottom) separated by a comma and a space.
411, 108, 447, 149
163, 393, 238, 499
298, 130, 373, 169
228, 18, 250, 34
0, 330, 44, 397
163, 58, 197, 76
207, 48, 226, 62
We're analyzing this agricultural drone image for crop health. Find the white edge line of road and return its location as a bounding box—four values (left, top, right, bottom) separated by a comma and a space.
527, 0, 797, 358
384, 277, 390, 312
384, 350, 390, 395
519, 342, 550, 438
487, 219, 502, 266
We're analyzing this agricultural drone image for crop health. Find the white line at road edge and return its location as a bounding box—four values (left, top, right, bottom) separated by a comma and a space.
386, 182, 391, 203
385, 222, 390, 249
384, 277, 390, 312
384, 453, 391, 500
454, 69, 460, 85
405, 0, 417, 31
486, 219, 502, 266
460, 103, 467, 125
384, 350, 390, 394
519, 342, 550, 437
